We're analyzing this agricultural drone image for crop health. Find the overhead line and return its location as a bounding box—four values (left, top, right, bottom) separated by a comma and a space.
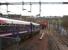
0, 2, 68, 5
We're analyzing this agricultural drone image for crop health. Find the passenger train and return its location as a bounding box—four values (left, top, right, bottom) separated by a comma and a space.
0, 17, 40, 37
0, 17, 40, 49
0, 17, 48, 49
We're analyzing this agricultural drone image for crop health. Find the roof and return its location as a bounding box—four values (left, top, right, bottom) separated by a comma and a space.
0, 17, 40, 25
32, 22, 40, 26
0, 17, 30, 25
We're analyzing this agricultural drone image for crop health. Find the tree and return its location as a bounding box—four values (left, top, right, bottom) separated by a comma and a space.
63, 15, 68, 28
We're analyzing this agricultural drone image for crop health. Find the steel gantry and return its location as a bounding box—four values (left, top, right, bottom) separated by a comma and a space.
0, 2, 68, 17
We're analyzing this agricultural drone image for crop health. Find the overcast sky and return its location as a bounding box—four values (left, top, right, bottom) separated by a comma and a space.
0, 0, 68, 17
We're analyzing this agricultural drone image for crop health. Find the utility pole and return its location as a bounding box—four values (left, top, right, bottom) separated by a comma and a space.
0, 5, 1, 13
39, 0, 41, 17
28, 2, 32, 12
6, 3, 9, 18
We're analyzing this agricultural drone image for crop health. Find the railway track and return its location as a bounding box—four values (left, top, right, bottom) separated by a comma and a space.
52, 33, 68, 50
58, 37, 68, 47
48, 24, 68, 50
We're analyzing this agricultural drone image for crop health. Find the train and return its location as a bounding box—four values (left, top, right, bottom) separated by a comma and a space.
0, 17, 40, 37
0, 17, 40, 49
0, 17, 48, 49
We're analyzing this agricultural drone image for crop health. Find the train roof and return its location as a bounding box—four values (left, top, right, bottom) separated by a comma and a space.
32, 22, 40, 26
0, 17, 40, 25
0, 17, 30, 25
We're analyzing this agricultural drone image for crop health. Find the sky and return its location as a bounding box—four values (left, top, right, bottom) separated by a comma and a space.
0, 0, 68, 17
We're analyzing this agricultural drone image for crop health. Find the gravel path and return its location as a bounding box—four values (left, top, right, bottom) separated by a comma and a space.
5, 31, 48, 50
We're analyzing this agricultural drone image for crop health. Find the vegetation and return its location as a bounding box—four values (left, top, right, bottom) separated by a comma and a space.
62, 15, 68, 28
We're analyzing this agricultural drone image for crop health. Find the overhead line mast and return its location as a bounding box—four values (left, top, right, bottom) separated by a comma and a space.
39, 0, 41, 17
0, 2, 68, 17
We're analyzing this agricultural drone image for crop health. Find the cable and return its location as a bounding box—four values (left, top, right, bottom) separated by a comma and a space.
0, 2, 68, 5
